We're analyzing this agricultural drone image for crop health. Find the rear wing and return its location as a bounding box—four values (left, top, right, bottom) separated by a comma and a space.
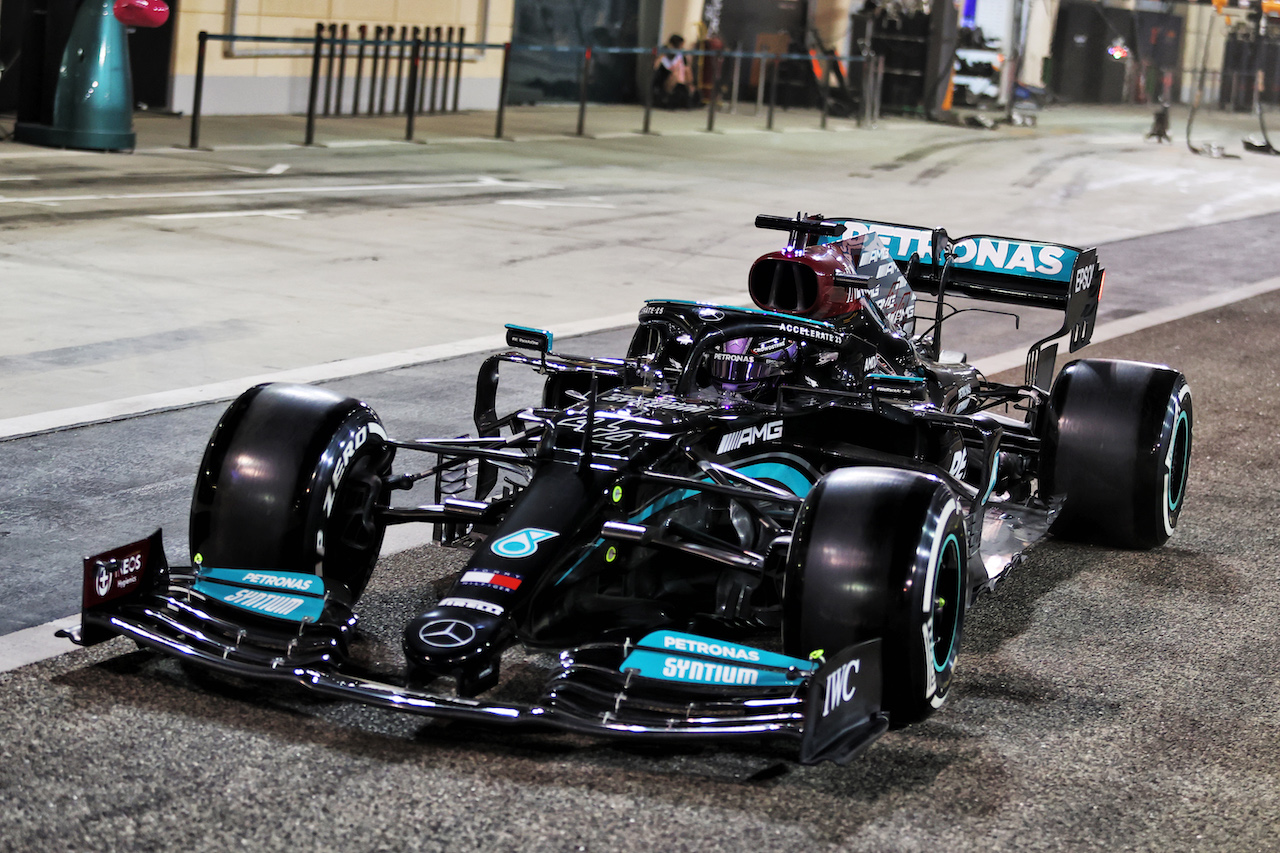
826, 218, 1102, 386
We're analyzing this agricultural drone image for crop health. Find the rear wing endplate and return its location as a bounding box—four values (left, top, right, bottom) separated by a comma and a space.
827, 219, 1103, 386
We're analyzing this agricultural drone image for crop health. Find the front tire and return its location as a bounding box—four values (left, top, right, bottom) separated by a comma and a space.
783, 467, 968, 728
189, 383, 394, 600
1046, 359, 1193, 549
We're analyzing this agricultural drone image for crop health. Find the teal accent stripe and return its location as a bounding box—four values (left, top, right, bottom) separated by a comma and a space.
627, 462, 813, 525
197, 567, 325, 598
734, 463, 814, 498
192, 579, 325, 623
868, 373, 925, 383
1169, 410, 1190, 511
933, 533, 962, 672
981, 450, 1000, 504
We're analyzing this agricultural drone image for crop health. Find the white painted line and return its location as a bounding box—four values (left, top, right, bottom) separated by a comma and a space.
972, 275, 1280, 377
0, 175, 38, 182
424, 136, 504, 145
0, 175, 560, 206
224, 163, 291, 175
0, 149, 97, 160
0, 616, 81, 673
321, 139, 415, 148
146, 208, 307, 221
135, 144, 303, 154
496, 199, 616, 209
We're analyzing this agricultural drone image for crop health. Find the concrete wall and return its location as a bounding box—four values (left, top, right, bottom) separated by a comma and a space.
169, 0, 509, 113
171, 72, 501, 115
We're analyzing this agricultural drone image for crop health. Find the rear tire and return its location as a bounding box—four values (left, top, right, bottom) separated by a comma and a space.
1047, 359, 1192, 549
189, 383, 394, 600
783, 467, 967, 728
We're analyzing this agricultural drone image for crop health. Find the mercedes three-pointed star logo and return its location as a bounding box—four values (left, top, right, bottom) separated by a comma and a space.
417, 618, 476, 649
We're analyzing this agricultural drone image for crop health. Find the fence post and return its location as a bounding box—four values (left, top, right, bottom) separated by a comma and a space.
417, 25, 429, 112
452, 26, 465, 111
430, 27, 443, 112
189, 30, 208, 149
767, 55, 779, 130
352, 25, 366, 117
577, 47, 592, 136
323, 23, 337, 116
394, 26, 408, 113
440, 27, 455, 113
865, 53, 875, 125
405, 36, 422, 140
495, 42, 511, 139
819, 54, 831, 130
368, 26, 383, 115
305, 23, 323, 145
335, 23, 348, 115
706, 50, 722, 131
874, 55, 884, 122
643, 46, 656, 134
729, 51, 741, 114
378, 28, 392, 114
755, 54, 766, 115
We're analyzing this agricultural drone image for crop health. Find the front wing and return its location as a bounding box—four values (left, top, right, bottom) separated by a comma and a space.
61, 531, 888, 766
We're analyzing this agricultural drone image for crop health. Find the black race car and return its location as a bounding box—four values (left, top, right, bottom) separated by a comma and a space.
63, 213, 1193, 765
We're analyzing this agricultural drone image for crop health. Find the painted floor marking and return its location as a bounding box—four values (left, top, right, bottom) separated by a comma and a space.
225, 163, 291, 175
496, 199, 616, 209
146, 208, 307, 220
0, 616, 81, 673
0, 175, 560, 206
0, 148, 97, 160
2, 275, 1279, 670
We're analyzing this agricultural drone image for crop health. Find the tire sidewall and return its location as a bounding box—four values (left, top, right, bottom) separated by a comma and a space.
1048, 360, 1192, 548
784, 467, 968, 726
900, 488, 965, 716
190, 384, 392, 598
301, 411, 390, 585
1148, 378, 1193, 545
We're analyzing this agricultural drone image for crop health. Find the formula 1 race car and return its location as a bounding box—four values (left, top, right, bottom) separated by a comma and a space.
63, 213, 1193, 765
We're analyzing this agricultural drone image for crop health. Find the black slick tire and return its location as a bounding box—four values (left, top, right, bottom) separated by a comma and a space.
1047, 359, 1193, 549
189, 383, 393, 600
783, 467, 967, 728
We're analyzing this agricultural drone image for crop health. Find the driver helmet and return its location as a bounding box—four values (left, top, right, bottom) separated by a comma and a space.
707, 335, 797, 393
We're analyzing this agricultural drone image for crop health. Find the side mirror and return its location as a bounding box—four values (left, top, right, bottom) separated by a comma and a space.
505, 324, 553, 354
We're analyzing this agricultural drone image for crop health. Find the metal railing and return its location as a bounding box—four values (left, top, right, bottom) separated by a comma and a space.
188, 31, 885, 149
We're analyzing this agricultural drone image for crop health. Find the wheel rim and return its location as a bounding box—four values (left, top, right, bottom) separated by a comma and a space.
323, 450, 389, 589
932, 533, 963, 672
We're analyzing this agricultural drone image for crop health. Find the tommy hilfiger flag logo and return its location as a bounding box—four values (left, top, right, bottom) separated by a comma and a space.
460, 570, 522, 591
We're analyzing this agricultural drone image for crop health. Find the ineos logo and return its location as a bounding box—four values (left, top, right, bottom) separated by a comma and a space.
417, 619, 476, 649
